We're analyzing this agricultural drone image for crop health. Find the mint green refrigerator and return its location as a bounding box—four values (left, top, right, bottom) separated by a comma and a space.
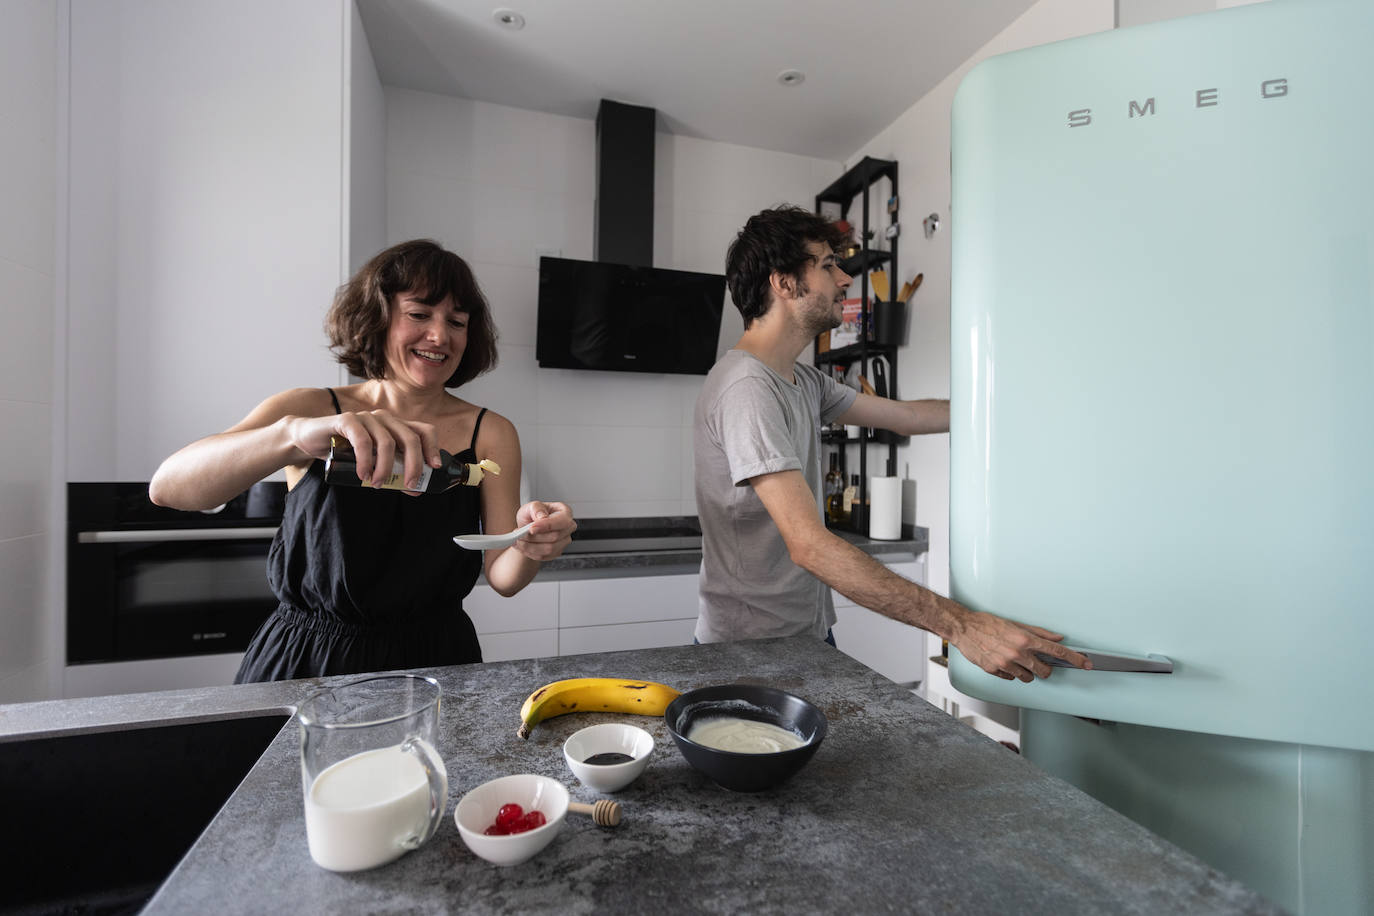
948, 1, 1373, 912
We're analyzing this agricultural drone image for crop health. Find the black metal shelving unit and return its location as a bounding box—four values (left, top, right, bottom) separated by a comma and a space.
814, 156, 902, 533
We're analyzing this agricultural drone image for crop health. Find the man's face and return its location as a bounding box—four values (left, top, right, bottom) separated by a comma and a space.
793, 242, 852, 335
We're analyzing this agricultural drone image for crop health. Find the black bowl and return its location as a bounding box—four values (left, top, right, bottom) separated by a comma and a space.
664, 685, 828, 792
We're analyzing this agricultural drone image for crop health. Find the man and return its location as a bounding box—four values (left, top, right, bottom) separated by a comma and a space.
693, 206, 1089, 682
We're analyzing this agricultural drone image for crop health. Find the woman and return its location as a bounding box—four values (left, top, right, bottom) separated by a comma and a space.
150, 240, 576, 682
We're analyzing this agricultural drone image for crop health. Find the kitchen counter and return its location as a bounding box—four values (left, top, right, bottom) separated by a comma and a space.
540, 515, 927, 575
2, 638, 1277, 914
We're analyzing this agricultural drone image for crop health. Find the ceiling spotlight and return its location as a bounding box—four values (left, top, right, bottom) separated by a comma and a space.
492, 8, 526, 30
777, 69, 806, 87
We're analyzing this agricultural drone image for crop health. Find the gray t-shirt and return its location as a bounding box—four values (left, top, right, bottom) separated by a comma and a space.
694, 349, 857, 642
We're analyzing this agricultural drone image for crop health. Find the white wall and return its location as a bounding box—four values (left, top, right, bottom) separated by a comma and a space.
65, 0, 349, 483
0, 0, 58, 704
384, 88, 840, 517
347, 0, 387, 274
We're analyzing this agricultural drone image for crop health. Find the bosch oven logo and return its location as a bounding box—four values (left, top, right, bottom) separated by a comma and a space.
1067, 77, 1288, 127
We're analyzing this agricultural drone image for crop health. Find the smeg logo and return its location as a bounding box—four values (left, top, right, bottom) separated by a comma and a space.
1068, 78, 1288, 127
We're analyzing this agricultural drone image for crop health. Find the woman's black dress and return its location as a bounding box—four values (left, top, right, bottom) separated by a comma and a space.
234, 397, 487, 683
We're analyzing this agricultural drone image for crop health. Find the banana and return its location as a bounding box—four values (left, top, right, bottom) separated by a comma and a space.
517, 678, 680, 739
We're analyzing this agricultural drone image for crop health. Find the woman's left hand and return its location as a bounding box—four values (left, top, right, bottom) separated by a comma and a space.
512, 501, 577, 561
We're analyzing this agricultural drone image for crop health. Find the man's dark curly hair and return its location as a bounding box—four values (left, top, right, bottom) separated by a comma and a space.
724, 205, 848, 329
325, 239, 498, 388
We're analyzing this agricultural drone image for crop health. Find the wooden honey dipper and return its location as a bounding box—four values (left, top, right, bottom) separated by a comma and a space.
568, 799, 622, 827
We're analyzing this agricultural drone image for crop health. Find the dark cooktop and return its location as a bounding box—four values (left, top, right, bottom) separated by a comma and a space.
563, 521, 702, 555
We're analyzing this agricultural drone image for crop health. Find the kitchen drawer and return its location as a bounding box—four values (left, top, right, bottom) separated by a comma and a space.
832, 605, 927, 686
465, 581, 558, 634
830, 554, 929, 685
558, 619, 697, 656
558, 574, 699, 628
479, 629, 559, 663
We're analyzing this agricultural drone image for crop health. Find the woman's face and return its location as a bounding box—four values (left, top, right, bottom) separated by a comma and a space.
384, 290, 468, 388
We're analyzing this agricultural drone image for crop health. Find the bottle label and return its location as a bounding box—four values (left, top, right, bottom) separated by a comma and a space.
368, 460, 434, 492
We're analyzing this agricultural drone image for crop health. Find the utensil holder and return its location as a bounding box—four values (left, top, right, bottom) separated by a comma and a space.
872, 300, 908, 346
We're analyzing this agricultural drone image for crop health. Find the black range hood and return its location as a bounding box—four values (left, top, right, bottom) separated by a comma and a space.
594, 99, 655, 267
535, 99, 727, 377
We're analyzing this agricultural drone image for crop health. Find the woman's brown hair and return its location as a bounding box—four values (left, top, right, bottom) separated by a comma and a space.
326, 239, 499, 388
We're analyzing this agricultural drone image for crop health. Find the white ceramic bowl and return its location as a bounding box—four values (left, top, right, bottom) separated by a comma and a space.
454, 774, 569, 866
562, 722, 655, 793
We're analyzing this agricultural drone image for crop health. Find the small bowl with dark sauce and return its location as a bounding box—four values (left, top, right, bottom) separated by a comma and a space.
562, 723, 655, 793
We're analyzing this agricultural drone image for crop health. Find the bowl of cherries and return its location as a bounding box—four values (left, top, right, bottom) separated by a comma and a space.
454, 773, 569, 866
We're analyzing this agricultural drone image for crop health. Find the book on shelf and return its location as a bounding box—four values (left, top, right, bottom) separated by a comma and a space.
831, 298, 863, 348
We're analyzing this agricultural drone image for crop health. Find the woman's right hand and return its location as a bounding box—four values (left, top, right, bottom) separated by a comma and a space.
286, 410, 441, 491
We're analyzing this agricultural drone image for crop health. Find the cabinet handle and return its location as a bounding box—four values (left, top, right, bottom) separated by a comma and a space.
77, 527, 280, 544
1035, 646, 1174, 674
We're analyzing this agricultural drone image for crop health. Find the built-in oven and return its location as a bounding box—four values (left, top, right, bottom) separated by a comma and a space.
67, 482, 286, 664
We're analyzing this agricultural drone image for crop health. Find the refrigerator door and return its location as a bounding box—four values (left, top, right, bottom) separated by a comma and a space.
948, 0, 1373, 752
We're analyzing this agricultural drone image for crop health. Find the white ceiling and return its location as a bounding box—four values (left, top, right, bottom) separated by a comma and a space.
356, 0, 1040, 161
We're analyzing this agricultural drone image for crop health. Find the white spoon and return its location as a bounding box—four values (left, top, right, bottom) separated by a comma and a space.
452, 522, 534, 551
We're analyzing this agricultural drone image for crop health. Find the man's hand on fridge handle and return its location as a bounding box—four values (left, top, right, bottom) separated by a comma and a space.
948, 611, 1093, 682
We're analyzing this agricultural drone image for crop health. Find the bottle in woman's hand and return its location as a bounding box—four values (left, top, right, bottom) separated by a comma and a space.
324, 439, 499, 493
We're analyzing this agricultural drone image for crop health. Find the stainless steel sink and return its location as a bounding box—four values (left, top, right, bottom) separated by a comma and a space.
1, 711, 290, 914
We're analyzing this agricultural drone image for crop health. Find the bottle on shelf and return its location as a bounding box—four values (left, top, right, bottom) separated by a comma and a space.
324, 438, 498, 494
842, 474, 859, 519
824, 454, 844, 525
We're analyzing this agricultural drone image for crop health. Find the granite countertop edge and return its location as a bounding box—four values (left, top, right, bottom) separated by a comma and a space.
540, 520, 927, 574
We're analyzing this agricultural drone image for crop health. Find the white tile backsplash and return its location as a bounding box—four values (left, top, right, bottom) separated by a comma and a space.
678, 425, 697, 503
469, 181, 540, 268
0, 0, 56, 278
0, 535, 43, 684
535, 113, 596, 197
661, 205, 744, 276
0, 258, 54, 405
459, 342, 539, 433
0, 399, 51, 542
675, 373, 707, 427
537, 425, 681, 503
536, 368, 681, 428
533, 190, 596, 265
387, 170, 477, 254
1, 0, 57, 702
386, 90, 840, 517
385, 89, 476, 182
565, 499, 690, 520
467, 102, 545, 189
473, 261, 538, 348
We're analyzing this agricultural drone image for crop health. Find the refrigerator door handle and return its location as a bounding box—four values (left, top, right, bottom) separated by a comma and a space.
1035, 646, 1174, 674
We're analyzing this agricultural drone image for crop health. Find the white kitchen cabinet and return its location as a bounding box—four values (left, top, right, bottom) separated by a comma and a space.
63, 653, 246, 699
557, 573, 698, 628
479, 629, 560, 664
558, 619, 698, 657
829, 555, 929, 686
465, 581, 559, 634
466, 581, 559, 662
468, 570, 699, 661
557, 571, 698, 656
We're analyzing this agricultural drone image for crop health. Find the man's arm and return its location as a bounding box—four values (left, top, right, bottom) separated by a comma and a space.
836, 393, 948, 436
749, 469, 1089, 681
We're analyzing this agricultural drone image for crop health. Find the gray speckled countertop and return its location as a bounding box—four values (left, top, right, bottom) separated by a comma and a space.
6, 637, 1278, 914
